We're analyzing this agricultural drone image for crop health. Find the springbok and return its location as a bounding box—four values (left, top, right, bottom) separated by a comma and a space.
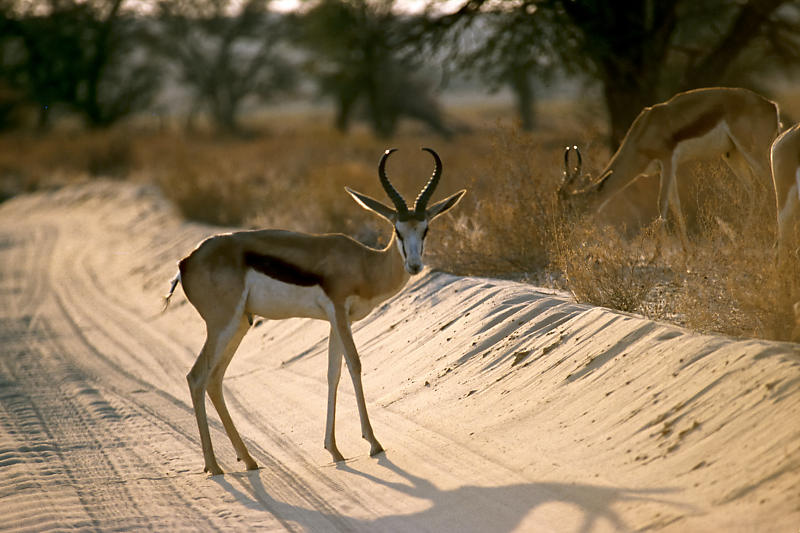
771, 123, 800, 339
771, 122, 800, 257
559, 87, 781, 247
165, 148, 466, 475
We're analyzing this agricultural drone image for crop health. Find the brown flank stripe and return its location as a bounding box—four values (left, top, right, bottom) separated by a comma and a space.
243, 251, 323, 287
670, 107, 723, 146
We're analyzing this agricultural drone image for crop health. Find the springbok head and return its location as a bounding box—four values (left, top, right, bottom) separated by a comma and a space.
346, 148, 466, 275
559, 145, 586, 200
559, 145, 618, 211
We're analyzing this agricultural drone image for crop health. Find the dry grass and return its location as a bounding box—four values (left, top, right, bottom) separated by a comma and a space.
665, 163, 800, 340
550, 217, 661, 314
424, 126, 563, 276
0, 129, 133, 200
1, 97, 799, 342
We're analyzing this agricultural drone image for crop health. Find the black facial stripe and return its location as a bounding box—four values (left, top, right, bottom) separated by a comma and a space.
394, 227, 408, 259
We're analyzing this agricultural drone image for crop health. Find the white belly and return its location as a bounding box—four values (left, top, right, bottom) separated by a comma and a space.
673, 120, 733, 162
244, 269, 331, 321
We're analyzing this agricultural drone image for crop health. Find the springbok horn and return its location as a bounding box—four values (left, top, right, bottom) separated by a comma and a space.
414, 147, 442, 213
378, 148, 409, 214
563, 145, 582, 184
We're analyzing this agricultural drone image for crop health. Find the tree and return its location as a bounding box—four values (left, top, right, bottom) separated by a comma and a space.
428, 3, 560, 130
1, 0, 160, 129
155, 0, 297, 134
299, 0, 451, 138
428, 0, 800, 146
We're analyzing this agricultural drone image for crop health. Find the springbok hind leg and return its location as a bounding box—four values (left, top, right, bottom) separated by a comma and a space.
668, 180, 691, 254
187, 333, 225, 475
657, 158, 690, 254
206, 315, 258, 471
187, 302, 250, 475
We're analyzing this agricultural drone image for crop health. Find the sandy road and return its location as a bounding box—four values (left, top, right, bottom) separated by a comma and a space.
0, 184, 579, 531
0, 216, 319, 530
1, 182, 798, 532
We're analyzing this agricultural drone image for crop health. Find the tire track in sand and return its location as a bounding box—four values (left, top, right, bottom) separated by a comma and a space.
2, 188, 581, 532
50, 203, 561, 531
59, 236, 359, 530
8, 213, 358, 530
0, 219, 298, 531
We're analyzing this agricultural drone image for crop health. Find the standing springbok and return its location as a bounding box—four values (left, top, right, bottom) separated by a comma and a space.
771, 122, 800, 257
165, 148, 465, 475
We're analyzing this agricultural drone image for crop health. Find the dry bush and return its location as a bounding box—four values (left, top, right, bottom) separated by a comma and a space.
86, 132, 133, 178
673, 243, 800, 341
549, 216, 660, 313
668, 163, 799, 340
152, 137, 261, 226
136, 118, 576, 279
425, 126, 563, 277
145, 127, 492, 242
5, 99, 799, 344
0, 129, 134, 200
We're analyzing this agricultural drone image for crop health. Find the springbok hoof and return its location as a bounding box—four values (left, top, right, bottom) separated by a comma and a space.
369, 442, 385, 457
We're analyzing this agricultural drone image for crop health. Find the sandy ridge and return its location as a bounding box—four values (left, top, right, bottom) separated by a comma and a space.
0, 181, 798, 531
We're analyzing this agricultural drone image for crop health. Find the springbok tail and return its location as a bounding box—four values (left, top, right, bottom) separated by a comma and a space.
162, 271, 181, 313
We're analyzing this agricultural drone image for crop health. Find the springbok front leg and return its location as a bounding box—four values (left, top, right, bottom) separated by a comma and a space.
324, 327, 346, 462
330, 304, 384, 457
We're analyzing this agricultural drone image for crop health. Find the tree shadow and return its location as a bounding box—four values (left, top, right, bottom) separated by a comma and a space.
213, 453, 695, 532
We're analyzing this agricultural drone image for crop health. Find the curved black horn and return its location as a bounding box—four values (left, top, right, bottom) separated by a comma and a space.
563, 145, 582, 184
378, 148, 408, 213
414, 147, 442, 213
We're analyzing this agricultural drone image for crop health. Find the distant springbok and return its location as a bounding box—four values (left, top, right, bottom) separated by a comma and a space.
559, 87, 781, 247
166, 148, 466, 475
771, 122, 800, 257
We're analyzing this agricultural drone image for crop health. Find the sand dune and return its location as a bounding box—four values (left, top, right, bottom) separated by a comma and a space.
0, 181, 797, 531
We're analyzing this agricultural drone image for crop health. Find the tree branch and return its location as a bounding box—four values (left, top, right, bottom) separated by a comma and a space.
682, 0, 787, 89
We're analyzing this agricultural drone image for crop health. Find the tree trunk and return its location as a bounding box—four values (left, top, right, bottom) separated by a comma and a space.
509, 69, 535, 131
600, 64, 657, 151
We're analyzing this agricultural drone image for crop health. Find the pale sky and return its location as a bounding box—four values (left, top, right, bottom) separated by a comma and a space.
125, 0, 465, 15
271, 0, 465, 13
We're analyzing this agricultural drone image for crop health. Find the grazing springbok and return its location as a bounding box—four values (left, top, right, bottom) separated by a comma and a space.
770, 123, 800, 341
771, 122, 800, 257
559, 87, 781, 247
164, 148, 465, 475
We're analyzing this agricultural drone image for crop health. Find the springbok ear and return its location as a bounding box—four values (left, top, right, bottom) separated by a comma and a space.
345, 187, 397, 222
426, 189, 466, 220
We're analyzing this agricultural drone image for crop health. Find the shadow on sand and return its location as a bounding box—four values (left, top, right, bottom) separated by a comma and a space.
213, 453, 693, 532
